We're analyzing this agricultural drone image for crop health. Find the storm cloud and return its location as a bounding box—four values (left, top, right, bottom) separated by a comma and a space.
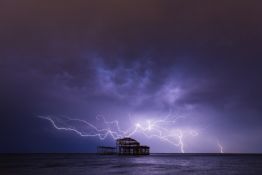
1, 0, 262, 153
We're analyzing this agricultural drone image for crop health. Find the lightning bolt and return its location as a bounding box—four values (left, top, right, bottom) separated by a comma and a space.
38, 114, 219, 153
217, 141, 224, 153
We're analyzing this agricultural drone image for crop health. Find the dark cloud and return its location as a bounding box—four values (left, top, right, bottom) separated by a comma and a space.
1, 0, 262, 152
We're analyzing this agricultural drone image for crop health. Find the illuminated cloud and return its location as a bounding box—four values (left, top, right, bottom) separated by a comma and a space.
1, 0, 262, 153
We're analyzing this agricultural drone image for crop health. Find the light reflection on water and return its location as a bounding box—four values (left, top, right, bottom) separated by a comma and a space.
1, 154, 262, 175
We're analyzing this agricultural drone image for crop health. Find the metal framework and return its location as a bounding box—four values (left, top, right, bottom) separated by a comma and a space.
97, 137, 150, 155
116, 137, 150, 155
97, 146, 116, 155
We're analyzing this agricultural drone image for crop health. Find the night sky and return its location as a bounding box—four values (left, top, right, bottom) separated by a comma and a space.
1, 0, 262, 153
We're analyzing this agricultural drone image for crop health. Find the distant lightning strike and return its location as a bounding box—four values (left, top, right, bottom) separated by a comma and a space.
217, 141, 224, 153
38, 114, 221, 153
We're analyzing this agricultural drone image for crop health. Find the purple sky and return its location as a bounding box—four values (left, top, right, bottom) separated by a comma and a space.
1, 0, 262, 153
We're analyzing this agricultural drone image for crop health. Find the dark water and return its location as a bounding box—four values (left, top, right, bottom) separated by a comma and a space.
1, 154, 262, 175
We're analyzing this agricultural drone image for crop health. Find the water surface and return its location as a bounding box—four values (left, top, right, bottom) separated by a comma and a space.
1, 154, 262, 175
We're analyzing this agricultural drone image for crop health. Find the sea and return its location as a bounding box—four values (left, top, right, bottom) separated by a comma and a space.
1, 154, 262, 175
